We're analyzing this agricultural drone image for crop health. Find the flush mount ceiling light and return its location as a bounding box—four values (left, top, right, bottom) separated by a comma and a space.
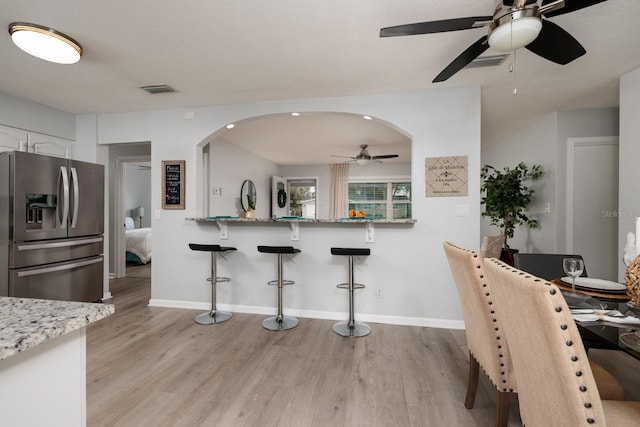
8, 22, 83, 64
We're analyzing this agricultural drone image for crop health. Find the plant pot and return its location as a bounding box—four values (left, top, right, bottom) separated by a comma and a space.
245, 210, 255, 219
500, 248, 519, 267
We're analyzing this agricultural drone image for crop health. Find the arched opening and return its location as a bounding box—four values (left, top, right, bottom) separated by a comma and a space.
195, 111, 413, 220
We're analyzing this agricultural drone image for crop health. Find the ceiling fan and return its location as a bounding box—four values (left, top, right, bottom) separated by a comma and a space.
331, 144, 399, 165
379, 0, 606, 83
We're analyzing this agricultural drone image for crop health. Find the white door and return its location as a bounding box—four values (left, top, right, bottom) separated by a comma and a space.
271, 176, 288, 218
567, 137, 619, 281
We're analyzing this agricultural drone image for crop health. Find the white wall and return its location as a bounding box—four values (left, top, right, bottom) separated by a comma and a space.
210, 138, 280, 217
94, 88, 481, 327
619, 67, 640, 279
0, 92, 75, 140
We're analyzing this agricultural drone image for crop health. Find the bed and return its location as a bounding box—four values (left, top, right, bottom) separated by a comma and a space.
125, 217, 152, 264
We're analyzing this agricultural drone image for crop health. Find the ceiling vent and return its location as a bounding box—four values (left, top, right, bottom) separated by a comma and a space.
464, 54, 509, 69
140, 84, 176, 94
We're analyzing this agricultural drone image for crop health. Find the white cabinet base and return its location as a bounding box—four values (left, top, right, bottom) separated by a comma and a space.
0, 328, 86, 427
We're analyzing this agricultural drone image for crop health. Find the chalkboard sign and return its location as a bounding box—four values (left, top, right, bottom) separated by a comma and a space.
162, 160, 185, 209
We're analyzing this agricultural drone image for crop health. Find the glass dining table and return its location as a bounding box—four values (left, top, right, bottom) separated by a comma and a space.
576, 305, 640, 361
548, 278, 640, 360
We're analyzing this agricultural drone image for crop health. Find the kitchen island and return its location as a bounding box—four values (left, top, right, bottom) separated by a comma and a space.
0, 297, 114, 426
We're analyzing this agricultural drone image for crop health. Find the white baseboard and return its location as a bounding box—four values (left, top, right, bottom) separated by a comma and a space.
102, 292, 112, 301
147, 299, 464, 330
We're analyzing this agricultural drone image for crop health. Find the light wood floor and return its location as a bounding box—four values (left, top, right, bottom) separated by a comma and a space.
86, 266, 638, 426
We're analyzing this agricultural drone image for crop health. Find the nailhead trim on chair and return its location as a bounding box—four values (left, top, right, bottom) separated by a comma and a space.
487, 260, 601, 426
471, 251, 514, 393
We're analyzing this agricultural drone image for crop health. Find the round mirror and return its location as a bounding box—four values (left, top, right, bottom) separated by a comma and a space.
240, 179, 257, 212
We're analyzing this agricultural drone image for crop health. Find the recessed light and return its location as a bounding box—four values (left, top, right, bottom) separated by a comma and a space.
226, 124, 235, 129
362, 115, 372, 120
291, 112, 300, 116
8, 22, 82, 64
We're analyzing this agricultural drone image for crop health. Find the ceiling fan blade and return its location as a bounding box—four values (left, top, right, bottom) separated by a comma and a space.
380, 16, 492, 37
525, 20, 585, 65
330, 155, 356, 159
541, 0, 606, 18
432, 35, 489, 83
372, 154, 399, 160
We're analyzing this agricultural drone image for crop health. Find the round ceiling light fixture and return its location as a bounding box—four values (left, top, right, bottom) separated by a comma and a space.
488, 7, 542, 52
8, 22, 83, 64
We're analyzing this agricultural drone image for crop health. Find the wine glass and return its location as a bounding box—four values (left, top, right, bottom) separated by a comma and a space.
563, 257, 584, 294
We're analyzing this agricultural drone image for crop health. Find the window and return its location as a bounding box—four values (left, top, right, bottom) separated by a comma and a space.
348, 179, 411, 219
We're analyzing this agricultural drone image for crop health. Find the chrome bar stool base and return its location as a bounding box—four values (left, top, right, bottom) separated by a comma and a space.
196, 310, 233, 325
258, 245, 301, 331
333, 320, 371, 337
189, 243, 237, 326
262, 315, 299, 331
331, 247, 371, 338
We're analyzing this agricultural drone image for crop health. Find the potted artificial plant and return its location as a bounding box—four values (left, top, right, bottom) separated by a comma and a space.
480, 162, 544, 265
245, 193, 256, 218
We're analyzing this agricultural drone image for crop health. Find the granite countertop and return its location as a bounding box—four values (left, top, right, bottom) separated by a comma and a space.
188, 217, 416, 224
0, 297, 114, 361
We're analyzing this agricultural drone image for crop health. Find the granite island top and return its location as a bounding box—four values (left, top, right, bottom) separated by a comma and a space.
0, 297, 114, 361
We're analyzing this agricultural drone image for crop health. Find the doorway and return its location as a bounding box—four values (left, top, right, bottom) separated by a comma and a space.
566, 136, 619, 280
287, 178, 317, 218
115, 156, 152, 277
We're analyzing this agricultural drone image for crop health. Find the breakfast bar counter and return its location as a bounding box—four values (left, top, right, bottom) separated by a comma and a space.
188, 216, 416, 224
0, 297, 114, 426
187, 216, 416, 242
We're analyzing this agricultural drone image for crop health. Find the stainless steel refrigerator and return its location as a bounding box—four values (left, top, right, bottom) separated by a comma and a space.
0, 151, 105, 302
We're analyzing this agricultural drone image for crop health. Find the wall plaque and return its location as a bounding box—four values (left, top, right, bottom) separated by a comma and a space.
162, 160, 185, 209
425, 156, 468, 197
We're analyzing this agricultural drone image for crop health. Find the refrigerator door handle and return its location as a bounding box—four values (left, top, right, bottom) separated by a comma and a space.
58, 166, 69, 229
16, 237, 103, 251
70, 167, 79, 229
17, 257, 103, 278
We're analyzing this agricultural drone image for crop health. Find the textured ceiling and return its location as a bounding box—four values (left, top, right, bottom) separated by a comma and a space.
1, 0, 638, 157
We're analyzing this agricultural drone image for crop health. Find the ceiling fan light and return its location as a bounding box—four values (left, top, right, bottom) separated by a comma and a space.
488, 17, 542, 52
356, 158, 371, 166
8, 22, 82, 64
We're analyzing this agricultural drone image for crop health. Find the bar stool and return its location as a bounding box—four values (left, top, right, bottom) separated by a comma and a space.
331, 247, 371, 337
257, 245, 301, 331
189, 243, 237, 325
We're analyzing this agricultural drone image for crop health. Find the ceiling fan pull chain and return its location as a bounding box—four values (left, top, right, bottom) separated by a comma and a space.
511, 49, 518, 95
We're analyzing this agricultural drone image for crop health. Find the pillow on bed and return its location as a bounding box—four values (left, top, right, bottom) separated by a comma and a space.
125, 216, 135, 230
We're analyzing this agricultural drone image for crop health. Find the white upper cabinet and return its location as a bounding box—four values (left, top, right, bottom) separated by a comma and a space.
0, 125, 28, 153
29, 132, 74, 159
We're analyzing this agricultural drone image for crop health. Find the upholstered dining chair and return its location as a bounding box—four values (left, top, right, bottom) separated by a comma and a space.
484, 258, 640, 426
444, 242, 515, 426
443, 242, 625, 427
513, 253, 588, 280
